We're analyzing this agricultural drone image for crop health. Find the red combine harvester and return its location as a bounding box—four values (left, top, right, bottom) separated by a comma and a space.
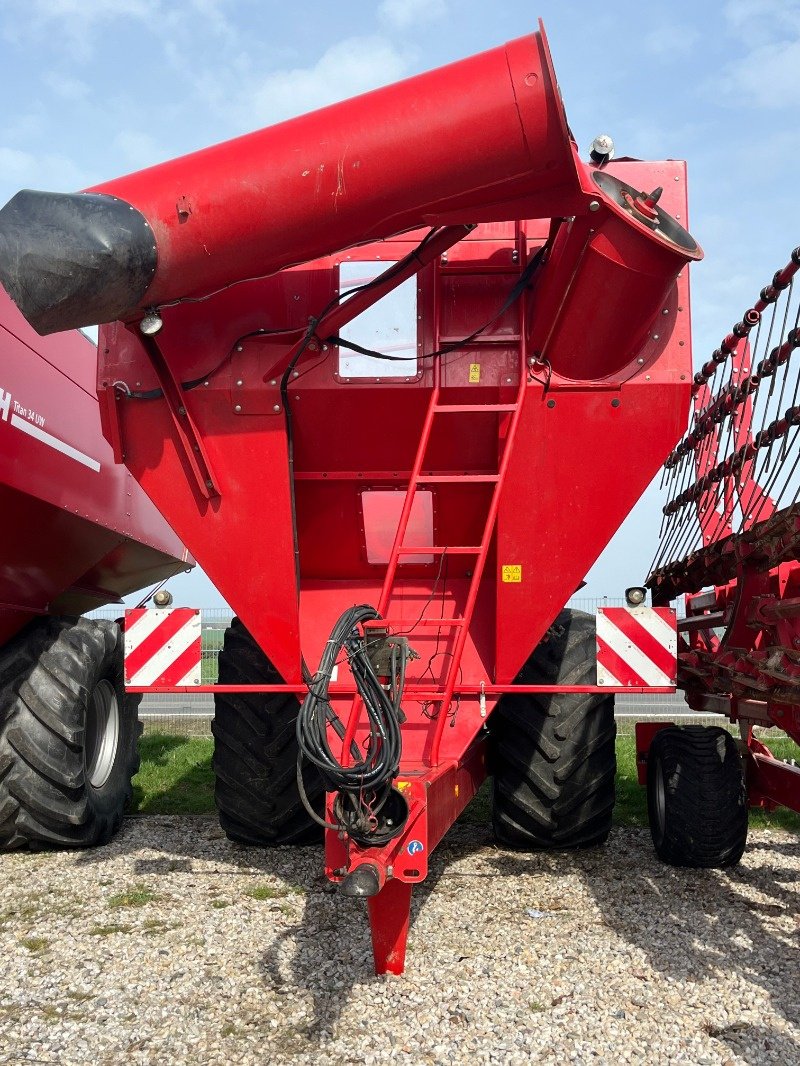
0, 22, 707, 973
647, 245, 800, 865
0, 288, 189, 849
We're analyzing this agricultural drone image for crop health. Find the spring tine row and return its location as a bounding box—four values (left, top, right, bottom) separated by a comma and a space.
649, 246, 800, 593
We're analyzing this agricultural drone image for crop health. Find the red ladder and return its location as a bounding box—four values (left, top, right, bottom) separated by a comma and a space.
340, 244, 529, 766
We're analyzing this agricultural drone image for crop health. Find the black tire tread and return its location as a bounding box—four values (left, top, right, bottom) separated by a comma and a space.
491, 609, 616, 849
0, 616, 141, 850
211, 618, 323, 845
647, 725, 747, 868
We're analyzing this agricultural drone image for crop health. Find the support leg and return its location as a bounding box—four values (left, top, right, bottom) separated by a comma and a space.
367, 878, 413, 975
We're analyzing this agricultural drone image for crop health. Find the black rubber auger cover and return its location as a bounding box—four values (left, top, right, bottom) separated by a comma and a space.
0, 616, 141, 849
647, 725, 748, 868
0, 189, 157, 334
212, 618, 324, 845
491, 609, 617, 848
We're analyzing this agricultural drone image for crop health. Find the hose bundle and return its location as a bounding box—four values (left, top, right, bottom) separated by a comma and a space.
296, 605, 405, 839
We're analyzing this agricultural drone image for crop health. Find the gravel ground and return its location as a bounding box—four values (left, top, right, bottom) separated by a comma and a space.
0, 819, 798, 1065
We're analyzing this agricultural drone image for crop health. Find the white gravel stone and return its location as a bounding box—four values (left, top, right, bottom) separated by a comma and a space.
0, 819, 798, 1064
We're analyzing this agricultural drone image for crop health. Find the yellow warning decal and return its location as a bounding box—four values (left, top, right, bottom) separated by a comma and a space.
396, 780, 412, 793
501, 565, 522, 583
469, 363, 481, 383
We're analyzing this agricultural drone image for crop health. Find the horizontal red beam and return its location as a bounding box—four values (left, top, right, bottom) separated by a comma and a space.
128, 683, 674, 695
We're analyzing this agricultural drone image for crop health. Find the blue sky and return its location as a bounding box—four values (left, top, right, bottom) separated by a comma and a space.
1, 0, 798, 606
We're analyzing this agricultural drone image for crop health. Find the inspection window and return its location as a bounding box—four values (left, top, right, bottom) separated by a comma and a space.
361, 490, 434, 565
337, 261, 418, 380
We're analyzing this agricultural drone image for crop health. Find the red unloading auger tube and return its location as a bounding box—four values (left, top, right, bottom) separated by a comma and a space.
0, 24, 696, 345
0, 28, 583, 333
0, 22, 704, 976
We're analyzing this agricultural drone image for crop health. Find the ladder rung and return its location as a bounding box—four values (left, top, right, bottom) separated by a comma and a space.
396, 545, 481, 554
416, 474, 499, 483
433, 404, 517, 413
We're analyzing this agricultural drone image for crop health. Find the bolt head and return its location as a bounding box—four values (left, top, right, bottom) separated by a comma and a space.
273, 404, 281, 412
589, 199, 601, 212
234, 404, 242, 413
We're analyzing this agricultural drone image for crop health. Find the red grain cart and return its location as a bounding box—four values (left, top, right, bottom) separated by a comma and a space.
0, 286, 189, 848
0, 22, 699, 972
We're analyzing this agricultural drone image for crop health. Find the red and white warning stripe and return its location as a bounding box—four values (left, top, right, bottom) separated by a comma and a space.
124, 608, 202, 687
596, 606, 676, 688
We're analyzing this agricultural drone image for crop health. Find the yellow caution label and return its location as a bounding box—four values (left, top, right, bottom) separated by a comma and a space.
396, 780, 412, 793
501, 564, 522, 583
469, 363, 481, 383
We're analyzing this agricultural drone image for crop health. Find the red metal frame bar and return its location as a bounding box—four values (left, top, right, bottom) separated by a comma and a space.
127, 683, 674, 694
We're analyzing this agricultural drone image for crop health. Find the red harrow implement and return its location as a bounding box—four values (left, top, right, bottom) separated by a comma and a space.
648, 245, 800, 855
1, 23, 701, 972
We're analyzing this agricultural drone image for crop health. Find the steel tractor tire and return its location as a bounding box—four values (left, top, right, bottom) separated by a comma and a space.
491, 609, 616, 849
212, 618, 323, 845
647, 725, 748, 868
0, 616, 141, 849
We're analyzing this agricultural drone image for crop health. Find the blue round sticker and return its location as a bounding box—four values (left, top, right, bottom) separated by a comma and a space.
407, 839, 424, 855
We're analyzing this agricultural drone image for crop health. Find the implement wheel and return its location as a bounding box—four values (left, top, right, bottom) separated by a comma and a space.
0, 617, 140, 849
212, 618, 323, 845
491, 609, 616, 849
647, 725, 747, 868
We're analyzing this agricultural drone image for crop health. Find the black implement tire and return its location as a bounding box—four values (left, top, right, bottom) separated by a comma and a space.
0, 616, 140, 850
647, 725, 747, 868
211, 618, 323, 845
491, 609, 616, 848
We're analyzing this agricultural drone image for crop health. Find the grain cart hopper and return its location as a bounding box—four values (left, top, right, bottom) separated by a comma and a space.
0, 287, 190, 849
0, 22, 700, 972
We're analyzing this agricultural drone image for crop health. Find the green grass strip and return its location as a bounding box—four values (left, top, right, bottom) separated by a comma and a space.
133, 732, 800, 830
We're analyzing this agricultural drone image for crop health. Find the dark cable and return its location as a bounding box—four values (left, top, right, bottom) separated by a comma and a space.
296, 605, 406, 838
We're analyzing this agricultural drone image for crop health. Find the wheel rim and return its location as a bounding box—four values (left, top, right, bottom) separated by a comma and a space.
84, 679, 120, 789
654, 757, 666, 842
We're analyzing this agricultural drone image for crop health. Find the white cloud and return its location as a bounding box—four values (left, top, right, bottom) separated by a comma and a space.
642, 23, 700, 58
27, 0, 157, 20
0, 145, 89, 203
721, 38, 800, 107
717, 0, 800, 107
245, 36, 412, 128
43, 72, 90, 101
112, 130, 163, 168
0, 146, 37, 181
725, 0, 800, 38
378, 0, 447, 31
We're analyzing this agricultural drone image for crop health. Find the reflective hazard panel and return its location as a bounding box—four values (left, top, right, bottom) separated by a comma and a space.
124, 608, 202, 687
596, 606, 676, 687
